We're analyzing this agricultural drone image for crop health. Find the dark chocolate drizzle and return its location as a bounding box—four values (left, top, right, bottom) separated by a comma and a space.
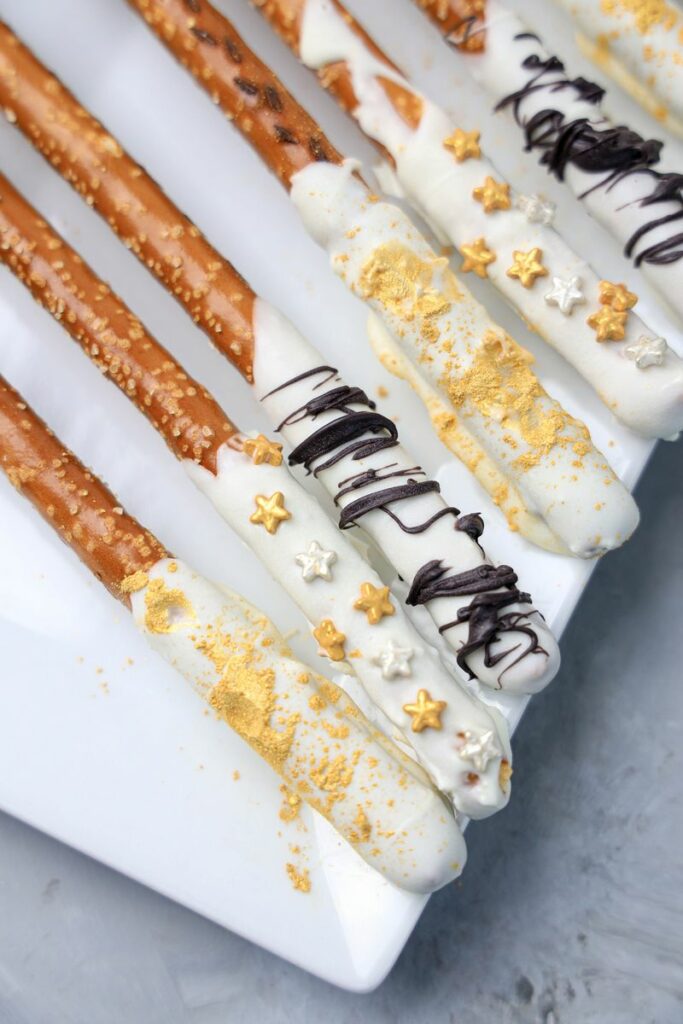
494, 44, 683, 267
407, 561, 546, 684
262, 366, 543, 681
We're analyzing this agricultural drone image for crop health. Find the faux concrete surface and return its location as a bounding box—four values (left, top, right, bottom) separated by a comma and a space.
0, 440, 681, 1024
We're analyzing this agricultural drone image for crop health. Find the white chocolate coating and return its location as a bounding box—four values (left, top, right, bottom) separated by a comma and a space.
253, 297, 559, 694
296, 0, 683, 440
129, 557, 468, 892
557, 0, 683, 137
289, 158, 640, 557
183, 443, 512, 817
461, 0, 683, 326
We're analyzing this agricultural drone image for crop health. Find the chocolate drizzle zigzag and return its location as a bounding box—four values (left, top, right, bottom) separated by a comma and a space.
407, 561, 547, 684
263, 365, 542, 680
494, 44, 683, 267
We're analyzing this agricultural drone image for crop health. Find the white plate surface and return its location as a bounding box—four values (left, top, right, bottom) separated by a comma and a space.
0, 0, 679, 992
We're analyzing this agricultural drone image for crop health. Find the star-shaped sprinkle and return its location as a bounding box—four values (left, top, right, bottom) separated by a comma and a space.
295, 540, 336, 581
372, 640, 415, 679
403, 689, 447, 732
506, 247, 549, 288
587, 305, 628, 341
242, 433, 284, 466
624, 334, 669, 369
460, 237, 496, 278
249, 491, 291, 534
598, 280, 638, 312
544, 275, 586, 315
472, 175, 511, 213
313, 619, 346, 661
516, 193, 556, 225
443, 127, 481, 162
498, 758, 513, 793
353, 582, 395, 625
457, 729, 501, 772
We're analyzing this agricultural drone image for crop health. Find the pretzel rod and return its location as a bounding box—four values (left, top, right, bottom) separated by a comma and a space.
555, 0, 683, 140
0, 26, 559, 695
0, 176, 514, 819
252, 0, 683, 442
0, 375, 467, 893
126, 0, 640, 558
413, 1, 683, 327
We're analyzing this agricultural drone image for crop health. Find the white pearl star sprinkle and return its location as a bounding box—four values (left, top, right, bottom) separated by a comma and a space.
457, 730, 501, 772
544, 275, 586, 315
295, 540, 337, 582
516, 193, 556, 225
372, 640, 415, 680
624, 334, 669, 369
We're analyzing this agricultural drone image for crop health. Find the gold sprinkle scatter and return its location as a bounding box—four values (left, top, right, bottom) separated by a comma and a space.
353, 582, 395, 625
506, 248, 548, 288
443, 127, 481, 161
249, 491, 291, 534
242, 433, 284, 466
285, 863, 311, 893
472, 176, 511, 213
403, 689, 446, 732
587, 305, 628, 341
598, 280, 638, 311
460, 237, 496, 278
120, 570, 149, 594
313, 619, 346, 662
144, 578, 194, 634
279, 785, 302, 822
499, 758, 513, 793
349, 804, 372, 844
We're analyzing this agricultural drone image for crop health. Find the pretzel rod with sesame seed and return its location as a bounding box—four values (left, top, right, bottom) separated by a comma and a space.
0, 175, 516, 819
124, 0, 640, 559
0, 25, 559, 694
250, 0, 683, 441
0, 373, 468, 892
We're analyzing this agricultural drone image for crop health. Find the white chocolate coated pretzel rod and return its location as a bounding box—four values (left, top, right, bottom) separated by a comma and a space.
414, 0, 683, 329
0, 22, 559, 695
252, 0, 683, 442
0, 375, 467, 892
126, 0, 640, 559
0, 172, 512, 819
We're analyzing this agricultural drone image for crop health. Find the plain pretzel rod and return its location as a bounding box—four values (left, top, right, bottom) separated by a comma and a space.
122, 0, 640, 560
411, 0, 683, 328
0, 21, 560, 698
250, 0, 683, 442
0, 373, 467, 893
0, 171, 515, 820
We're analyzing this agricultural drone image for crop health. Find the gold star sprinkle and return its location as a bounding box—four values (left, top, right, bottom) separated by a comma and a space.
403, 689, 446, 732
242, 434, 283, 466
460, 237, 496, 278
506, 247, 549, 288
313, 619, 346, 661
249, 491, 291, 534
472, 175, 511, 213
443, 127, 481, 162
499, 758, 513, 793
598, 280, 638, 311
587, 305, 628, 342
353, 582, 395, 625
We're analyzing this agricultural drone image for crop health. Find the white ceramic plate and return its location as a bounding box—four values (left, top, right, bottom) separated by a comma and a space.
0, 0, 678, 992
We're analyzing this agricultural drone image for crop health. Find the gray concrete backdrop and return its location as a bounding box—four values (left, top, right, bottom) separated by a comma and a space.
0, 440, 681, 1024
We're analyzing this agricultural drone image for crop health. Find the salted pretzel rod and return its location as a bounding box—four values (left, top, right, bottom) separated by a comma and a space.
123, 0, 640, 559
251, 0, 683, 442
0, 172, 514, 819
0, 22, 559, 696
412, 1, 683, 329
0, 374, 468, 893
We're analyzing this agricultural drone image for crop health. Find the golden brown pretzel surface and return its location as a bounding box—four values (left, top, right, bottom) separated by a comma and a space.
124, 0, 343, 185
0, 20, 257, 381
0, 173, 237, 472
414, 0, 487, 52
0, 376, 168, 602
